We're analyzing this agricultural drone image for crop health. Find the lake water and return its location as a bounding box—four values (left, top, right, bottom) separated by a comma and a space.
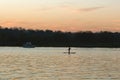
0, 47, 120, 80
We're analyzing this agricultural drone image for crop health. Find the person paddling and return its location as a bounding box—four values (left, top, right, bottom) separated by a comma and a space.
68, 47, 71, 55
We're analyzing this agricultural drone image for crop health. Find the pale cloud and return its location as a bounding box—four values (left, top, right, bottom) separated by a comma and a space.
79, 7, 104, 12
38, 5, 104, 13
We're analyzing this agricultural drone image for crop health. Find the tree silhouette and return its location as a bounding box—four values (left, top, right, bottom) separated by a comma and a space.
0, 27, 120, 47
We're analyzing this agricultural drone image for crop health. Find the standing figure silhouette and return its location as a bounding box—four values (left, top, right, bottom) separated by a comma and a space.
68, 47, 71, 55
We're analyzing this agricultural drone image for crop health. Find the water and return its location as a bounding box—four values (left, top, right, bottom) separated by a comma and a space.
0, 47, 120, 80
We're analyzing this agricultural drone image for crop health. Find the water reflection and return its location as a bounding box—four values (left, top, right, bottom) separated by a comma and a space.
0, 47, 120, 80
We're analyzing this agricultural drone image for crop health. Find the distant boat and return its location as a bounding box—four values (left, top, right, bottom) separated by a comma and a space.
23, 42, 35, 48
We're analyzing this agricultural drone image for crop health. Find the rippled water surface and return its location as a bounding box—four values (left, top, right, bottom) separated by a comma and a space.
0, 47, 120, 80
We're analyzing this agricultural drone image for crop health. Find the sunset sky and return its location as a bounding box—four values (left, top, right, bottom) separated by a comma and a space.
0, 0, 120, 32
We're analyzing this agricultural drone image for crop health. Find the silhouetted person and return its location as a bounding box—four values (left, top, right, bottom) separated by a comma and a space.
68, 47, 71, 55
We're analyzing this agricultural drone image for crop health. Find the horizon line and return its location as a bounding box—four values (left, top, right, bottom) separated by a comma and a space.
0, 26, 120, 33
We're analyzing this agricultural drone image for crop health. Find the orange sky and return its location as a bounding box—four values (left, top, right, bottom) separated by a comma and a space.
0, 0, 120, 32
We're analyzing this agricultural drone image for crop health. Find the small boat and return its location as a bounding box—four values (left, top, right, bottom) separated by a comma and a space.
23, 42, 35, 48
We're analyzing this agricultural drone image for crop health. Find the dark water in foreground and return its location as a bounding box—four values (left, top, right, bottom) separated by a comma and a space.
0, 47, 120, 80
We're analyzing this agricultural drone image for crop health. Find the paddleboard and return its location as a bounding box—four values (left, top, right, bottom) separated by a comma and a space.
63, 52, 76, 54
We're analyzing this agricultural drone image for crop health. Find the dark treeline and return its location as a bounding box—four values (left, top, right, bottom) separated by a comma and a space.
0, 27, 120, 47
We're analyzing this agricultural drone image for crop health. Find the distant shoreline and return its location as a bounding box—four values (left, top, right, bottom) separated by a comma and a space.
0, 27, 120, 48
0, 46, 120, 48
